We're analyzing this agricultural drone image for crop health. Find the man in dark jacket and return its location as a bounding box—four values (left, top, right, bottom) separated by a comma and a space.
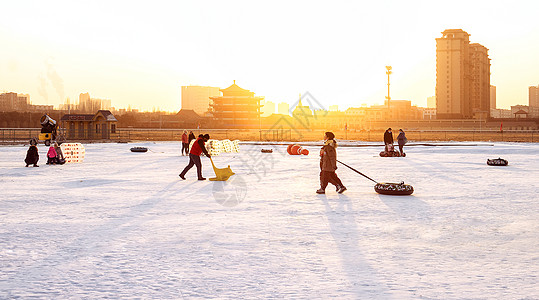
317, 132, 346, 194
179, 133, 211, 180
384, 128, 394, 153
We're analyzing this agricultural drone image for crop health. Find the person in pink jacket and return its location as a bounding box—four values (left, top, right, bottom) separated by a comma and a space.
46, 145, 57, 165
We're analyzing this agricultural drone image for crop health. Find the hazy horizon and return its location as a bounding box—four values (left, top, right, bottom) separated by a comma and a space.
1, 0, 538, 112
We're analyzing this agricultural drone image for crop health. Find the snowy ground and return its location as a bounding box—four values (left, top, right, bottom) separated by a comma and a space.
0, 141, 538, 299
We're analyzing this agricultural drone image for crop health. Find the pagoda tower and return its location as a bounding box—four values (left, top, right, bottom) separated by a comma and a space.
209, 81, 264, 128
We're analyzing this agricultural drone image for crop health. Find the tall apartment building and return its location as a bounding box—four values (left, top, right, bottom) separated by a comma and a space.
0, 92, 30, 112
469, 43, 491, 116
530, 85, 539, 107
436, 29, 490, 119
181, 86, 220, 115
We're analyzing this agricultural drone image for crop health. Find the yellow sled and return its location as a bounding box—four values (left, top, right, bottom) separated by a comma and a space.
209, 157, 235, 181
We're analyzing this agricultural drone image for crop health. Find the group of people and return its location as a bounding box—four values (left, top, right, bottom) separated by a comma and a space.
181, 130, 196, 156
384, 128, 407, 155
24, 139, 65, 167
317, 129, 409, 194
176, 129, 347, 194
175, 129, 408, 195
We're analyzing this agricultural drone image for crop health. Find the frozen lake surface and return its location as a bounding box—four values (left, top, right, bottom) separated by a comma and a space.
1, 142, 538, 299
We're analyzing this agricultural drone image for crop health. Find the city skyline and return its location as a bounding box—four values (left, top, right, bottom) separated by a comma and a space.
1, 1, 539, 112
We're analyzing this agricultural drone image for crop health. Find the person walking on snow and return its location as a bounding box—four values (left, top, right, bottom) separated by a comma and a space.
181, 130, 189, 156
384, 128, 394, 153
397, 129, 407, 156
179, 133, 211, 180
317, 131, 346, 194
24, 138, 39, 167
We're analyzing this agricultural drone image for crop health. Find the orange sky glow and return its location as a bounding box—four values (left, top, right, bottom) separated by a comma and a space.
1, 0, 538, 112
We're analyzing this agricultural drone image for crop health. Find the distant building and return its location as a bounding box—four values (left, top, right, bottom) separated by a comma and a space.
0, 92, 18, 111
511, 105, 539, 118
209, 81, 263, 128
77, 93, 112, 113
436, 29, 490, 119
530, 85, 539, 107
29, 104, 54, 111
0, 92, 33, 112
60, 110, 118, 139
277, 102, 289, 115
490, 86, 496, 109
291, 98, 313, 127
490, 108, 512, 118
427, 96, 436, 108
261, 100, 275, 117
421, 108, 437, 120
329, 105, 339, 111
469, 43, 491, 117
380, 100, 422, 120
78, 93, 91, 112
175, 109, 203, 128
181, 86, 220, 116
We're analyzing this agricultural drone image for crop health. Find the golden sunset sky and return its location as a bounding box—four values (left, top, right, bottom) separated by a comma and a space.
1, 0, 538, 112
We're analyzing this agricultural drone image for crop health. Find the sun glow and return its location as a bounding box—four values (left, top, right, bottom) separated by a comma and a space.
1, 0, 538, 111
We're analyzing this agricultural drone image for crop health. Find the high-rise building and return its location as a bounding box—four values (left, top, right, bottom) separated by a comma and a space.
435, 29, 490, 119
427, 96, 436, 108
277, 102, 289, 115
0, 92, 17, 111
469, 43, 491, 116
181, 86, 220, 115
0, 92, 30, 111
490, 86, 496, 109
530, 85, 539, 107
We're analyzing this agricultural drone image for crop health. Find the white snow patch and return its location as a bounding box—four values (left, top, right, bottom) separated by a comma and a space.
0, 141, 538, 299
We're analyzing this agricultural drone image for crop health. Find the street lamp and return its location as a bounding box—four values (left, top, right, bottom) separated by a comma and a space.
385, 66, 392, 112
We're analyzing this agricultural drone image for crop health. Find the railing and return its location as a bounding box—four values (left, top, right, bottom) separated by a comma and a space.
1, 128, 538, 143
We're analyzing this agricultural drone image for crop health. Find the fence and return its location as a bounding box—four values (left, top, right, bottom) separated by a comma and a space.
1, 128, 538, 144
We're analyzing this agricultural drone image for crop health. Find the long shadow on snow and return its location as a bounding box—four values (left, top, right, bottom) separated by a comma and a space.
0, 178, 198, 291
320, 194, 393, 298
